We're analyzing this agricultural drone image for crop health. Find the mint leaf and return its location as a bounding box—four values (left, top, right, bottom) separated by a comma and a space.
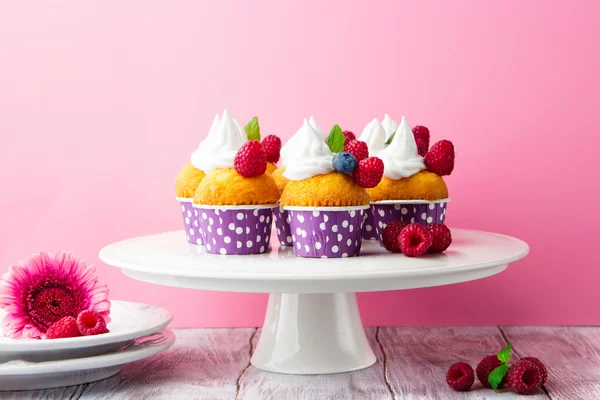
244, 116, 260, 141
488, 364, 509, 391
497, 343, 512, 364
327, 124, 344, 153
385, 131, 396, 145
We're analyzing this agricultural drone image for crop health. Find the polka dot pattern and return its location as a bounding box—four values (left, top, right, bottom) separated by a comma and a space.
372, 201, 448, 246
361, 208, 379, 240
273, 205, 293, 246
194, 205, 274, 255
285, 208, 367, 258
179, 199, 202, 245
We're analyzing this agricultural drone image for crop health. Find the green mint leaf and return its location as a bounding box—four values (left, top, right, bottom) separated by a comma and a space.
244, 116, 260, 141
488, 364, 509, 391
497, 343, 512, 364
385, 131, 396, 145
327, 124, 345, 153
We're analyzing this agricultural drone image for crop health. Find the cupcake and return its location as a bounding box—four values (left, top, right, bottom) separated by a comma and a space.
280, 120, 383, 258
368, 117, 453, 245
357, 118, 387, 240
175, 113, 220, 244
193, 111, 279, 255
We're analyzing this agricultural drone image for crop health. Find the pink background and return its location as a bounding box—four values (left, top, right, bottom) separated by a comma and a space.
0, 1, 598, 327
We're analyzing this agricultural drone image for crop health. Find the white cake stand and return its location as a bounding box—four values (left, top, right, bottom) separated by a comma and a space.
99, 228, 528, 375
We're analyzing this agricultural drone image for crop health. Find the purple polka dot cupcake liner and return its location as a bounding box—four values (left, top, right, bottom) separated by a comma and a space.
193, 205, 276, 255
371, 199, 449, 247
177, 198, 202, 245
283, 205, 370, 258
361, 207, 379, 240
273, 203, 293, 246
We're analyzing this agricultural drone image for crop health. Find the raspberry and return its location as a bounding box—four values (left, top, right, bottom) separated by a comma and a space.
427, 224, 452, 253
507, 359, 544, 395
353, 157, 384, 188
332, 152, 358, 174
77, 310, 109, 336
424, 140, 455, 176
520, 357, 547, 385
261, 135, 282, 163
45, 316, 81, 339
382, 221, 407, 253
412, 125, 430, 156
344, 140, 369, 161
234, 140, 267, 178
343, 130, 356, 144
476, 355, 506, 389
398, 223, 432, 257
446, 362, 475, 391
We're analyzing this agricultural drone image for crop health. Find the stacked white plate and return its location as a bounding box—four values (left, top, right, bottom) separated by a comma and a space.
0, 301, 174, 391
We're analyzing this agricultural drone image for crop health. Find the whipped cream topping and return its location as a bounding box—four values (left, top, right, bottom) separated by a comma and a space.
358, 118, 387, 155
190, 113, 221, 169
193, 109, 247, 173
308, 116, 324, 137
233, 118, 248, 142
282, 119, 334, 181
381, 113, 399, 141
377, 116, 425, 179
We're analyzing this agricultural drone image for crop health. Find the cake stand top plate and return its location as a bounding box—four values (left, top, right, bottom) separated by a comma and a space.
99, 229, 528, 294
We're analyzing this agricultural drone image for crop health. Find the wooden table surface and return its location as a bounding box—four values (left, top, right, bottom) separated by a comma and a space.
3, 327, 599, 400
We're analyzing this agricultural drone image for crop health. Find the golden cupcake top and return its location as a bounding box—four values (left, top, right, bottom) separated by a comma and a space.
176, 162, 206, 199
280, 172, 370, 207
367, 171, 448, 202
194, 167, 279, 206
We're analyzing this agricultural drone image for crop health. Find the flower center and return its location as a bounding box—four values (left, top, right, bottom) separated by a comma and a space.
27, 284, 76, 330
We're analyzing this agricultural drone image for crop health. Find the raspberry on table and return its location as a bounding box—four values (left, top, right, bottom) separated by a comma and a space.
412, 125, 430, 157
344, 140, 369, 161
234, 140, 267, 178
424, 140, 455, 176
77, 310, 109, 336
398, 223, 432, 257
45, 316, 81, 339
353, 157, 384, 188
507, 359, 544, 395
476, 355, 506, 389
427, 224, 452, 253
261, 135, 282, 163
332, 152, 358, 174
446, 362, 475, 391
382, 221, 407, 253
520, 357, 547, 385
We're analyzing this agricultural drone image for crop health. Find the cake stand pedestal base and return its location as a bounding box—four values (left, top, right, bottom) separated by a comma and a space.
251, 293, 376, 375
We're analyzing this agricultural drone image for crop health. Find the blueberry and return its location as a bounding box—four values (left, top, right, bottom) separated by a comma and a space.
332, 152, 358, 174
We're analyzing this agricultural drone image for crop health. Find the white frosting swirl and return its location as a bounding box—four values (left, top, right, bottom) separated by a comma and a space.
377, 116, 425, 179
193, 109, 247, 173
190, 113, 220, 170
282, 119, 334, 181
358, 118, 386, 155
233, 118, 248, 142
381, 113, 399, 141
308, 116, 324, 137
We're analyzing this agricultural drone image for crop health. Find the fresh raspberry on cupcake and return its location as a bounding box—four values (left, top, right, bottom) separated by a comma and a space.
234, 140, 268, 178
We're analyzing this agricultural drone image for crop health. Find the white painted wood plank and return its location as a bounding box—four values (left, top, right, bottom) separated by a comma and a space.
502, 326, 600, 400
77, 328, 255, 400
237, 327, 392, 400
378, 326, 547, 399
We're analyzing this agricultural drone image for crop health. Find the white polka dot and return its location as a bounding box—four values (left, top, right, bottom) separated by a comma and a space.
224, 236, 231, 244
246, 240, 253, 248
194, 209, 198, 217
215, 209, 219, 215
196, 238, 202, 245
202, 212, 207, 220
440, 203, 445, 209
394, 203, 401, 210
206, 243, 213, 251
355, 240, 359, 246
350, 225, 354, 232
378, 209, 385, 217
313, 210, 320, 217
429, 203, 435, 210
297, 242, 302, 249
253, 209, 259, 216
297, 214, 304, 223
440, 214, 444, 221
237, 213, 244, 220
421, 213, 427, 220
342, 253, 348, 258
342, 220, 349, 228
319, 222, 326, 230
301, 230, 307, 238
277, 228, 281, 235
193, 220, 198, 227
260, 215, 265, 222
323, 215, 329, 222
181, 205, 186, 212
187, 210, 192, 217
315, 242, 322, 249
326, 236, 330, 242
292, 234, 296, 241
229, 223, 235, 230
237, 241, 242, 248
260, 246, 265, 253
212, 238, 216, 245
209, 218, 214, 225
350, 210, 356, 217
321, 255, 328, 258
217, 228, 223, 235
305, 245, 310, 252
287, 236, 292, 243
296, 227, 302, 235
189, 228, 194, 235
378, 221, 384, 228
413, 207, 417, 213
219, 217, 223, 224
332, 245, 339, 253
207, 226, 212, 232
332, 225, 338, 232
347, 238, 352, 246
186, 235, 190, 241
220, 248, 227, 255
401, 207, 408, 215
338, 234, 343, 241
264, 226, 267, 233
236, 227, 243, 234
266, 216, 271, 224
410, 217, 415, 223
427, 216, 433, 223
246, 227, 250, 234
185, 217, 190, 224
256, 235, 261, 242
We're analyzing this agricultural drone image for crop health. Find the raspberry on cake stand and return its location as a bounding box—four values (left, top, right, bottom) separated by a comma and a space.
99, 229, 528, 375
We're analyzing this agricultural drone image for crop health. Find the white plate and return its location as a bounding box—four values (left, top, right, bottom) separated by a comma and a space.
0, 301, 172, 362
0, 329, 174, 391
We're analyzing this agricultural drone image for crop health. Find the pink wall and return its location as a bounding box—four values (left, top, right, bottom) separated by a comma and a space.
0, 1, 598, 327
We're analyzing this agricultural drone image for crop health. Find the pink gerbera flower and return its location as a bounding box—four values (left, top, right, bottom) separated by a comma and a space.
0, 251, 110, 339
